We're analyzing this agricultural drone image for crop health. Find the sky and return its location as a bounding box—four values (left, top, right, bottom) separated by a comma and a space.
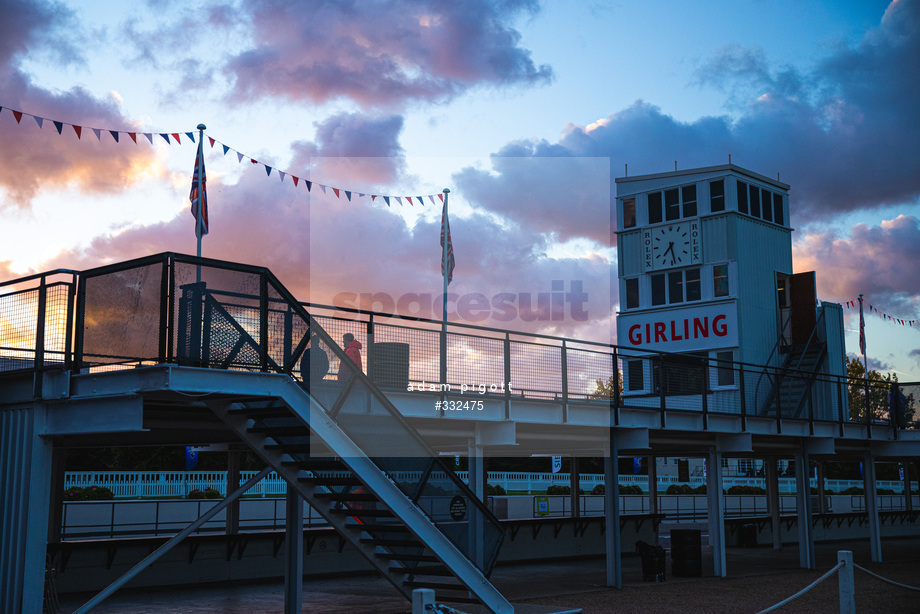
0, 0, 918, 380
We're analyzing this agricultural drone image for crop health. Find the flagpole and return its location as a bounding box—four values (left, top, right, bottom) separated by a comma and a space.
195, 124, 206, 284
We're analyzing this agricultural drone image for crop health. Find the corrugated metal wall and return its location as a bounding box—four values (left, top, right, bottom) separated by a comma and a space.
1, 407, 34, 614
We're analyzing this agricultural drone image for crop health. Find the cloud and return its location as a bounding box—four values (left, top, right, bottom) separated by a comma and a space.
308, 112, 406, 187
0, 1, 164, 209
222, 0, 552, 109
792, 215, 920, 315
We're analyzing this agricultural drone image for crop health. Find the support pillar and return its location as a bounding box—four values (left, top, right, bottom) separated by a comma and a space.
862, 453, 882, 563
570, 457, 580, 518
284, 489, 304, 614
902, 459, 913, 512
467, 441, 485, 569
647, 455, 658, 517
765, 457, 782, 550
816, 461, 827, 515
604, 429, 622, 588
794, 447, 815, 569
706, 449, 726, 577
226, 450, 241, 534
1, 406, 54, 614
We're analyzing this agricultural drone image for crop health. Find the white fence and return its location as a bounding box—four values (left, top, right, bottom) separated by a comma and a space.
63, 471, 906, 498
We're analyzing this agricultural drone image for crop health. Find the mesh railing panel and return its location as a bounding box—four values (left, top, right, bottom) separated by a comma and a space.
82, 263, 162, 367
566, 345, 614, 401
43, 283, 71, 365
446, 331, 505, 393
510, 339, 562, 400
0, 286, 39, 371
372, 321, 440, 390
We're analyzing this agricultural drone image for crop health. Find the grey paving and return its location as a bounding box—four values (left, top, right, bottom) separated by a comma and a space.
56, 536, 920, 613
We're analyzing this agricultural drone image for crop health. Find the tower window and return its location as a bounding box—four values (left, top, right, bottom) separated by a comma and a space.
682, 185, 697, 217
623, 198, 636, 229
710, 180, 725, 212
665, 188, 680, 221
713, 264, 729, 297
652, 268, 702, 305
737, 181, 749, 214
772, 193, 784, 225
648, 192, 663, 224
625, 278, 639, 309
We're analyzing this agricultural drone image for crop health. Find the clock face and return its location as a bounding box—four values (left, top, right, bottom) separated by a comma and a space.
644, 221, 702, 270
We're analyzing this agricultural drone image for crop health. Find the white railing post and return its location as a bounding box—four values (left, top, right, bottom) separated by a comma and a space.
837, 550, 855, 614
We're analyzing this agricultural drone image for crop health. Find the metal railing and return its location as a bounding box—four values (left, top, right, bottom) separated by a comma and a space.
2, 253, 916, 433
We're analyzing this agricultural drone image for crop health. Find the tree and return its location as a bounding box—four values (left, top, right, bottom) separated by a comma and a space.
845, 356, 916, 425
593, 372, 624, 399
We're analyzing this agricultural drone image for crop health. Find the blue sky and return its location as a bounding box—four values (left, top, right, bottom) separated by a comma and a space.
0, 0, 918, 379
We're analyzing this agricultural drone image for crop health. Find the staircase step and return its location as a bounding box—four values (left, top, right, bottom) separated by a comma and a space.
357, 524, 412, 534
374, 552, 439, 562
299, 476, 362, 486
400, 566, 453, 576
229, 406, 290, 417
246, 426, 310, 437
316, 492, 378, 502
360, 537, 423, 548
403, 581, 467, 592
330, 508, 394, 518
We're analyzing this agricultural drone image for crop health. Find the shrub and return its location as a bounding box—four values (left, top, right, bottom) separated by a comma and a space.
83, 485, 115, 500
188, 488, 222, 499
692, 485, 707, 495
63, 485, 114, 501
727, 485, 766, 495
841, 486, 864, 495
64, 486, 86, 501
665, 484, 694, 495
620, 484, 643, 495
546, 485, 584, 495
592, 484, 605, 495
486, 484, 506, 496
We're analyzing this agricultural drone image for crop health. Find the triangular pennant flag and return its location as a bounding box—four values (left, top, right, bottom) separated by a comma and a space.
429, 195, 436, 205
358, 193, 365, 198
222, 144, 229, 155
416, 196, 424, 205
185, 132, 195, 143
73, 125, 82, 139
109, 130, 119, 143
264, 164, 272, 176
93, 128, 103, 141
278, 171, 286, 182
345, 191, 352, 201
52, 120, 63, 134
171, 133, 181, 144
12, 110, 23, 123
34, 116, 44, 129
320, 185, 327, 194
438, 193, 444, 203
144, 133, 154, 144
250, 158, 258, 164
371, 195, 377, 201
383, 196, 390, 206
237, 152, 244, 162
160, 133, 170, 144
292, 176, 299, 187
208, 137, 215, 148
395, 197, 403, 205
332, 188, 340, 198
304, 180, 312, 192
127, 132, 137, 144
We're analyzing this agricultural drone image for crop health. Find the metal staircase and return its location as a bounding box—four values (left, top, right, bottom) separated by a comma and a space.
206, 383, 511, 613
759, 310, 828, 419
67, 253, 511, 612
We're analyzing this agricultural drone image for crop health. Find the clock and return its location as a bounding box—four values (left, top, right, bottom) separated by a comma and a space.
644, 221, 702, 270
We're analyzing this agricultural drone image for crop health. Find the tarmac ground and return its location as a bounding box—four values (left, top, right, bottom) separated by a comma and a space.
56, 535, 920, 614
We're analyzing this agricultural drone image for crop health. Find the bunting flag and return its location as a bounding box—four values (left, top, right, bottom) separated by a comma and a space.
858, 295, 866, 357
189, 138, 208, 238
1, 103, 446, 207
842, 296, 919, 328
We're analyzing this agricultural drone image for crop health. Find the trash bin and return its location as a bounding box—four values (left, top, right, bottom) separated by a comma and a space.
635, 540, 666, 582
371, 342, 410, 389
670, 529, 702, 577
739, 523, 758, 547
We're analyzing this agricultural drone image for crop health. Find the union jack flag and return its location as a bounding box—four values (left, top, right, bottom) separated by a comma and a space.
189, 140, 208, 238
440, 196, 454, 284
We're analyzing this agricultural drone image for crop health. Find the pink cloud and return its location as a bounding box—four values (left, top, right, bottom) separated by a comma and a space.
222, 0, 552, 109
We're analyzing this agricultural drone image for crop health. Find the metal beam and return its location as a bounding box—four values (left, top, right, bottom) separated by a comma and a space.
707, 449, 726, 577
44, 395, 144, 436
863, 453, 882, 563
74, 467, 272, 613
604, 429, 622, 588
